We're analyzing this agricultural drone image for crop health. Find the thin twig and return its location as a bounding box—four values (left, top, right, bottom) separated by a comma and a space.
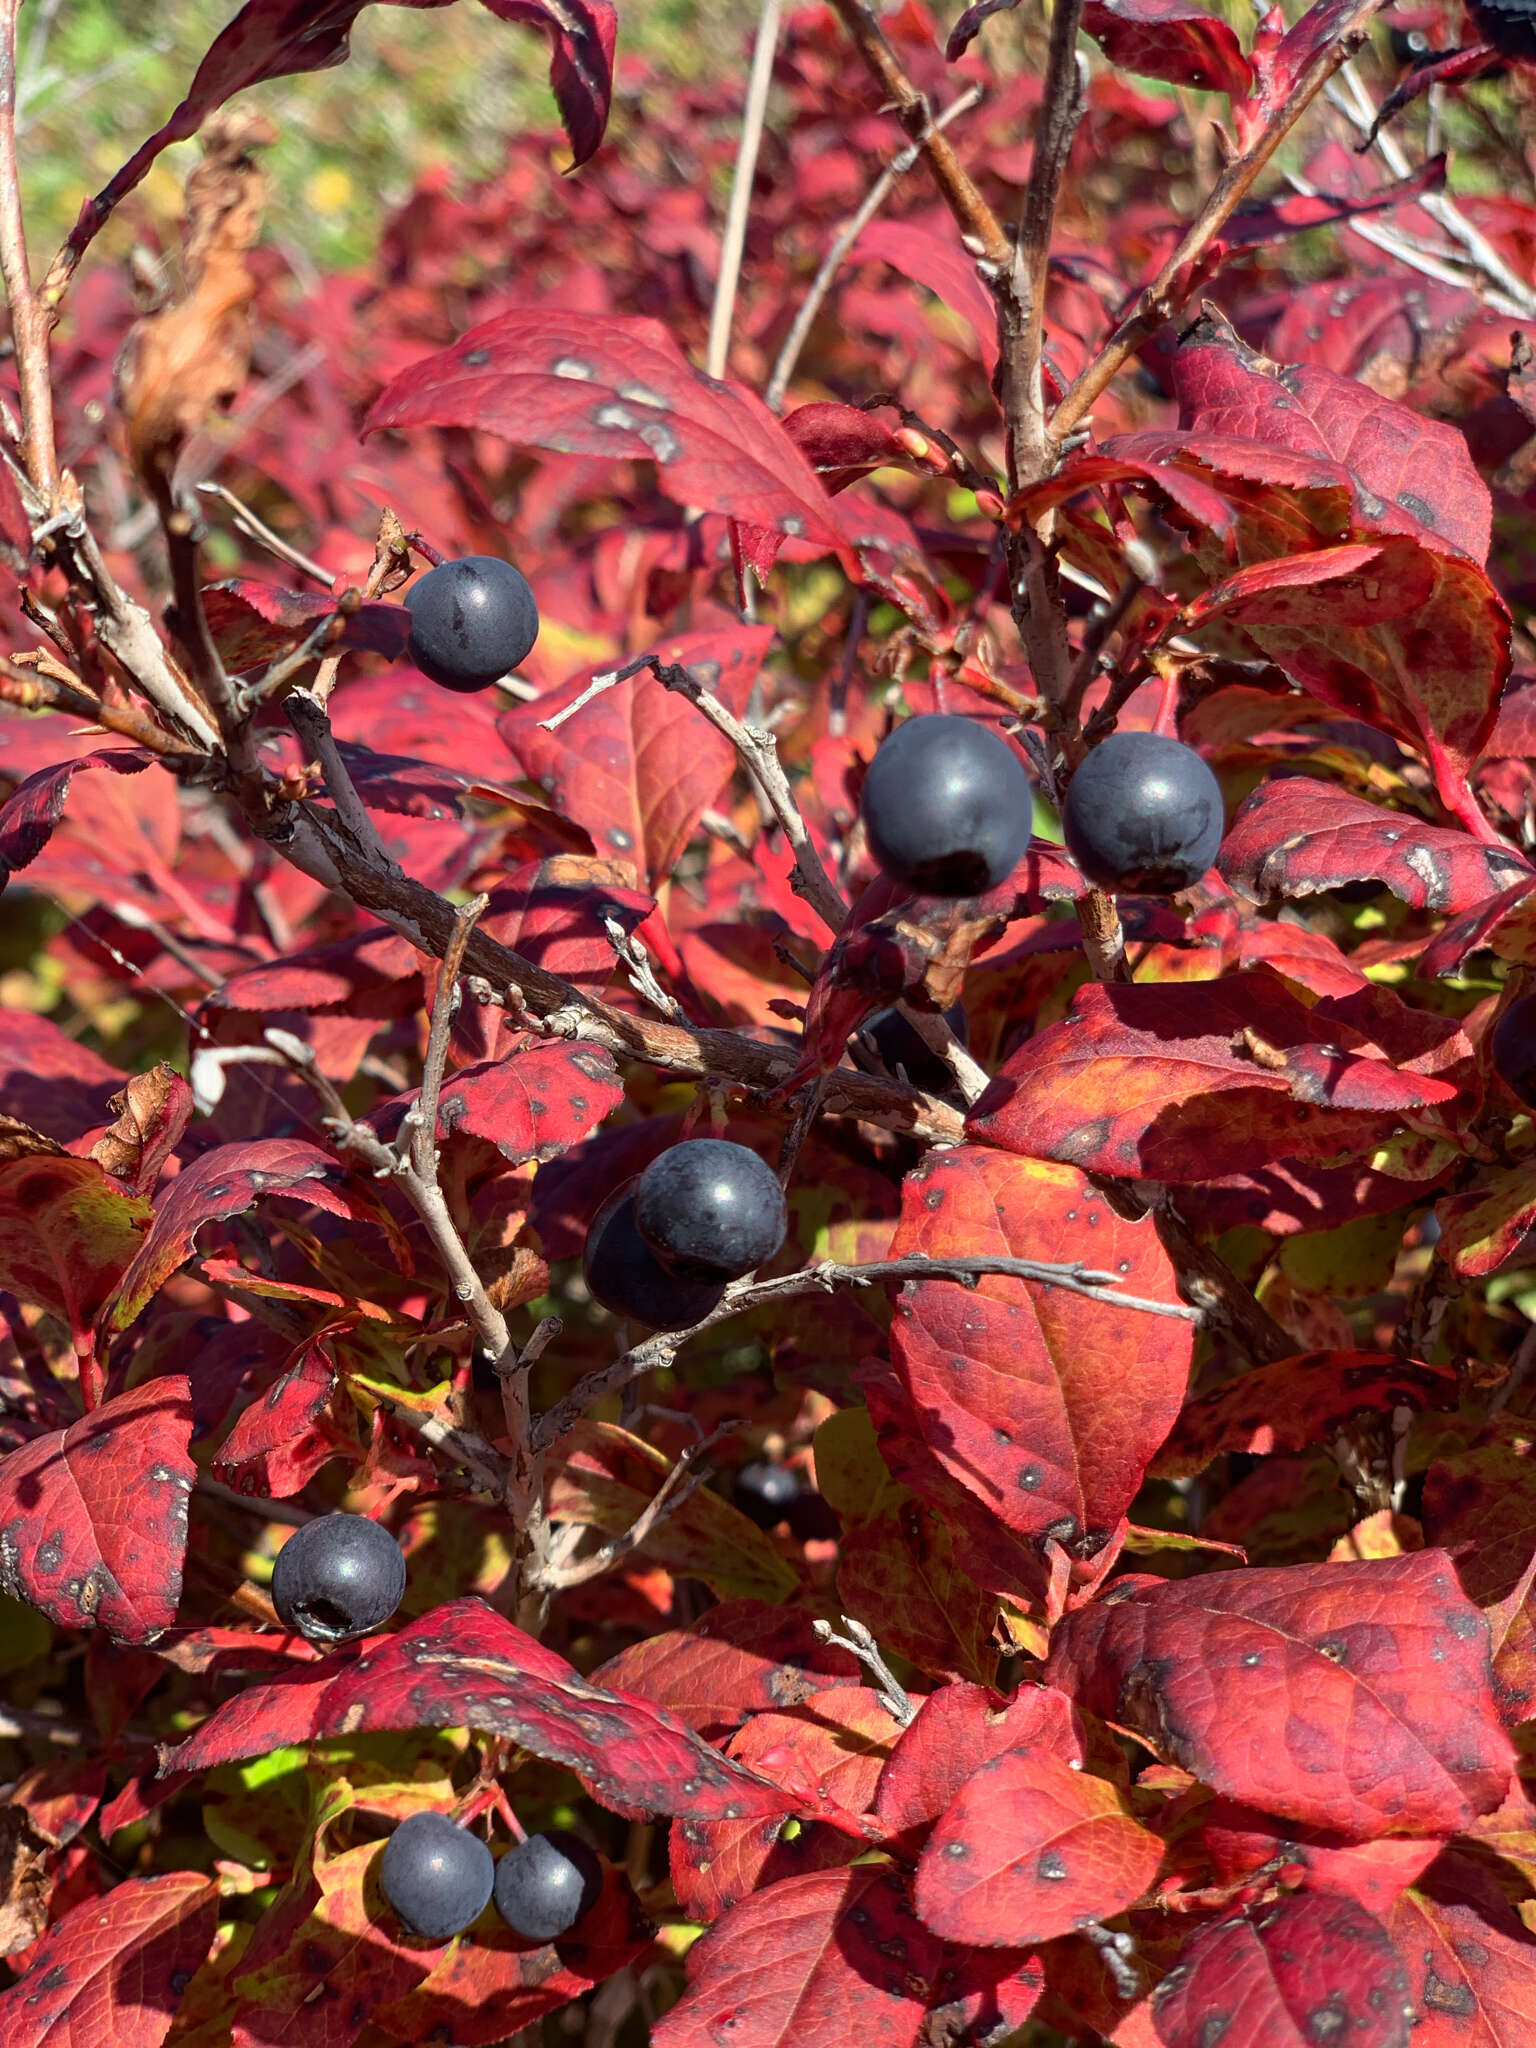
0, 0, 58, 506
707, 0, 783, 380
411, 893, 490, 1182
534, 1428, 729, 1590
533, 1251, 1204, 1452
1050, 0, 1395, 447
308, 508, 409, 711
811, 1616, 915, 1725
765, 86, 981, 413
196, 479, 337, 586
893, 1000, 991, 1104
0, 654, 203, 757
1008, 4, 1086, 486
285, 689, 398, 869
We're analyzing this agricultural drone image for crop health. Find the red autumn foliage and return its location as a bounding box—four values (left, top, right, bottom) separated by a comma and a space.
4, 0, 1536, 2042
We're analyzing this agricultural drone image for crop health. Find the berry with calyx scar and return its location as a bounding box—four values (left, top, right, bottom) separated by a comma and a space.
1062, 731, 1224, 894
404, 554, 539, 691
634, 1138, 787, 1282
860, 714, 1033, 898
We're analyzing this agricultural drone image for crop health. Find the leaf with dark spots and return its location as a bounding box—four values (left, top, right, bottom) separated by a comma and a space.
107, 1138, 380, 1332
0, 1155, 151, 1359
1152, 1889, 1412, 2048
590, 1602, 861, 1742
161, 1597, 877, 1830
1434, 1163, 1536, 1279
1199, 1800, 1440, 1916
914, 1748, 1163, 1947
653, 1864, 1041, 2048
0, 1869, 217, 2048
420, 1040, 624, 1165
671, 1688, 897, 1924
1151, 1351, 1460, 1479
0, 1378, 194, 1643
0, 750, 153, 890
1219, 778, 1531, 914
1390, 1877, 1536, 2045
212, 1335, 357, 1500
1046, 1552, 1515, 1840
369, 313, 849, 560
1081, 0, 1254, 99
885, 1144, 1193, 1549
499, 627, 773, 887
967, 969, 1462, 1182
1422, 875, 1536, 979
873, 1682, 1085, 1854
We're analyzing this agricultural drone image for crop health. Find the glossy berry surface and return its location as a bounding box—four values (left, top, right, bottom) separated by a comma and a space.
404, 554, 539, 691
1492, 992, 1536, 1108
862, 1003, 968, 1097
634, 1138, 787, 1281
733, 1460, 802, 1528
583, 1186, 727, 1329
379, 1811, 495, 1940
270, 1512, 406, 1644
1469, 0, 1536, 60
494, 1831, 603, 1943
1061, 731, 1224, 894
860, 714, 1033, 898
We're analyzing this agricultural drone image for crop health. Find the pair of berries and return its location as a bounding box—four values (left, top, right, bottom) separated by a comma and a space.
859, 713, 1224, 899
380, 1813, 603, 1943
582, 1137, 787, 1332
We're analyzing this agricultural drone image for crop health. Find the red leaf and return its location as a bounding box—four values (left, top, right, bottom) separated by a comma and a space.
852, 218, 1001, 376
1390, 1879, 1536, 2045
1082, 0, 1254, 99
886, 1144, 1192, 1553
654, 1865, 1042, 2048
162, 1597, 872, 1829
1220, 778, 1531, 914
476, 856, 655, 998
1422, 875, 1536, 979
368, 314, 848, 557
591, 1602, 862, 1741
66, 0, 612, 270
212, 928, 422, 1017
0, 1871, 217, 2048
1183, 540, 1433, 628
0, 1011, 126, 1141
915, 1748, 1163, 1946
967, 970, 1460, 1182
0, 1378, 194, 1642
672, 1687, 898, 1923
1435, 1164, 1536, 1280
0, 1154, 152, 1363
201, 579, 412, 668
212, 1335, 353, 1499
1151, 1889, 1412, 2048
499, 628, 772, 886
107, 1138, 376, 1331
1047, 1552, 1516, 1840
779, 401, 936, 494
1201, 1801, 1441, 1916
1151, 1351, 1460, 1479
0, 750, 153, 888
874, 1682, 1085, 1853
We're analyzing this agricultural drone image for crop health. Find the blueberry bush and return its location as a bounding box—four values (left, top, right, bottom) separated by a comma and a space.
3, 1, 1536, 2043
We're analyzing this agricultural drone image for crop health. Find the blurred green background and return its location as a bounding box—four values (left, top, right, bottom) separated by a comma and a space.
16, 0, 758, 271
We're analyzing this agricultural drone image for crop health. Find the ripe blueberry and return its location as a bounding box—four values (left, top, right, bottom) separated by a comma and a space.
733, 1460, 802, 1528
1061, 731, 1224, 894
269, 1511, 406, 1644
861, 1002, 968, 1097
1492, 991, 1536, 1109
493, 1830, 603, 1943
379, 1811, 494, 1940
633, 1138, 787, 1282
860, 714, 1032, 898
404, 554, 539, 692
583, 1184, 727, 1330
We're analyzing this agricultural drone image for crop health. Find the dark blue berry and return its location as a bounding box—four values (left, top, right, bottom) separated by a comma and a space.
861, 1002, 968, 1097
1062, 731, 1224, 894
1492, 991, 1536, 1109
379, 1811, 494, 1940
733, 1460, 802, 1528
270, 1512, 405, 1644
860, 714, 1033, 898
633, 1138, 787, 1282
493, 1831, 602, 1943
582, 1185, 727, 1330
404, 555, 539, 692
